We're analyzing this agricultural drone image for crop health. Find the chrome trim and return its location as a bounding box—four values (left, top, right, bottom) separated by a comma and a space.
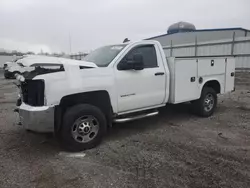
19, 103, 54, 133
114, 111, 158, 123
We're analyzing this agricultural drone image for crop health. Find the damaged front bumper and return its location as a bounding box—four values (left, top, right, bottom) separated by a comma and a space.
19, 103, 54, 133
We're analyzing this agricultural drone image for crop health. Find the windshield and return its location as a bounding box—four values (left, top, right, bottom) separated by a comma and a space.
84, 44, 127, 67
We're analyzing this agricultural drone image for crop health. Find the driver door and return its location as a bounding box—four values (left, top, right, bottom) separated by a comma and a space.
115, 44, 166, 113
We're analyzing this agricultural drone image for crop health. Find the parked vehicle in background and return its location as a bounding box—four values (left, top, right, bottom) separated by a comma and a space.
4, 62, 24, 79
3, 61, 12, 70
3, 56, 24, 70
15, 40, 235, 151
4, 56, 27, 79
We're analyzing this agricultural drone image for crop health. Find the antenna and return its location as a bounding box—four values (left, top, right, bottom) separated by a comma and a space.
69, 32, 72, 54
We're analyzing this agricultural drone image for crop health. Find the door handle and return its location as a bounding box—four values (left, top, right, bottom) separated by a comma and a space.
155, 72, 164, 76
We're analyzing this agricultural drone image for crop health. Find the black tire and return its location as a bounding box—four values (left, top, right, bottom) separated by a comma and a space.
60, 104, 107, 152
4, 70, 11, 79
192, 87, 217, 117
4, 74, 10, 79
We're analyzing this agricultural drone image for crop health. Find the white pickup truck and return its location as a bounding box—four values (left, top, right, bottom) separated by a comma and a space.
16, 40, 235, 151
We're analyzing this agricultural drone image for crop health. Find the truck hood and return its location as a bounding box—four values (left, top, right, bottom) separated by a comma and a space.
55, 58, 97, 68
15, 58, 98, 80
17, 55, 97, 68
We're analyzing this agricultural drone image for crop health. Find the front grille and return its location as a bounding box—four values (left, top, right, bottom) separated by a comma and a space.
21, 80, 45, 106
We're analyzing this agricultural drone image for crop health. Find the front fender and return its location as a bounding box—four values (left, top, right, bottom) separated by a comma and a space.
34, 67, 118, 113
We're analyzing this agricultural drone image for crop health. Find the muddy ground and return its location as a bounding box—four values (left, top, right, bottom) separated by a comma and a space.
0, 72, 250, 188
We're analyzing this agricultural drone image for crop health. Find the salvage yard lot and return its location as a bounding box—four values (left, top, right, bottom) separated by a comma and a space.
0, 71, 250, 188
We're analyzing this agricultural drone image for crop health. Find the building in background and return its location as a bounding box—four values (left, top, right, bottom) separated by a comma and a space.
70, 52, 88, 60
148, 21, 250, 46
147, 22, 250, 71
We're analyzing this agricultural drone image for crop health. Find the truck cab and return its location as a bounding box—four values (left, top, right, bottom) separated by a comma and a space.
16, 40, 235, 151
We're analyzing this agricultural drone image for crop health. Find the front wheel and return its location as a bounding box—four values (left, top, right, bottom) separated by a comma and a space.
192, 87, 217, 117
60, 104, 107, 152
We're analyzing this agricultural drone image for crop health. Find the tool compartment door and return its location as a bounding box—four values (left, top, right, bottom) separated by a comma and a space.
174, 59, 200, 103
225, 58, 235, 92
198, 58, 226, 77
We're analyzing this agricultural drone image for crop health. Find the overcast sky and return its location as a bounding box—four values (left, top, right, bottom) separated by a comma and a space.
0, 0, 249, 53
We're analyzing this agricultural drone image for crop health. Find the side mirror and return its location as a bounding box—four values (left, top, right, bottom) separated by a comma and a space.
119, 53, 144, 70
132, 53, 144, 70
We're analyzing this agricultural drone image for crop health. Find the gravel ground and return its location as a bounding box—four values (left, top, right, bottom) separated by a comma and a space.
0, 72, 250, 188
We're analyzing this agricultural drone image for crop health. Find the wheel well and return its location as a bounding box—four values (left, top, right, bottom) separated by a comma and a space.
55, 91, 113, 132
203, 80, 221, 94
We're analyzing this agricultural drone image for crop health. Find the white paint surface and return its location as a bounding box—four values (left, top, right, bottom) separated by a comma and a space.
19, 40, 235, 117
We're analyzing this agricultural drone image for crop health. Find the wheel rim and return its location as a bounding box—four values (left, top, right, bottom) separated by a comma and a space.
71, 115, 99, 143
204, 93, 214, 112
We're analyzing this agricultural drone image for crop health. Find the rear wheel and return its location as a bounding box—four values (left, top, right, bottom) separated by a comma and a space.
192, 87, 217, 117
60, 104, 107, 151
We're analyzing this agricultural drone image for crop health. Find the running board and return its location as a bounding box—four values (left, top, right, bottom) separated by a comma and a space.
113, 111, 159, 123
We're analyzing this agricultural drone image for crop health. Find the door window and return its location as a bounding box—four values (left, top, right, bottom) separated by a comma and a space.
120, 45, 158, 68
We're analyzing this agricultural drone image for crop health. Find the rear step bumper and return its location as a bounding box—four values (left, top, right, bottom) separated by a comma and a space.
114, 111, 159, 123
